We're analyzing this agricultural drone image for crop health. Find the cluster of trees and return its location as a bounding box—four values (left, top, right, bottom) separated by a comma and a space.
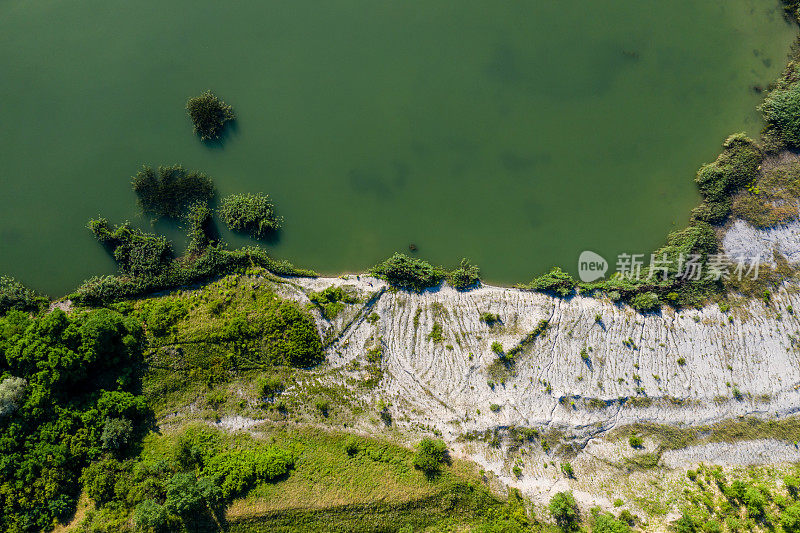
370, 253, 481, 292
0, 307, 149, 531
675, 464, 800, 533
78, 426, 294, 532
132, 165, 215, 221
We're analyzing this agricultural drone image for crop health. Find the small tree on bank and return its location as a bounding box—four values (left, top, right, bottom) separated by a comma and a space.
413, 437, 448, 475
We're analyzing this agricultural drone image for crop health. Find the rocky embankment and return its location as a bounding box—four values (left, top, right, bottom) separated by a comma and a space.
284, 262, 800, 441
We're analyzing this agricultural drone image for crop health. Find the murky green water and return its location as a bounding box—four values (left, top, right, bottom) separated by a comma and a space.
0, 0, 795, 295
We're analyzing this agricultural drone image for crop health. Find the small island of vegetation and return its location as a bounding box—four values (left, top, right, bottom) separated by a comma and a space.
131, 165, 215, 220
219, 192, 283, 239
186, 90, 235, 141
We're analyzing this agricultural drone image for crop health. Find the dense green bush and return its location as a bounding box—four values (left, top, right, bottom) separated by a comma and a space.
185, 201, 216, 255
590, 507, 631, 532
549, 491, 580, 531
630, 291, 661, 313
204, 448, 294, 499
692, 134, 762, 224
89, 218, 173, 278
132, 164, 215, 220
653, 222, 718, 276
134, 278, 324, 383
0, 275, 48, 316
446, 258, 481, 290
413, 438, 448, 474
308, 285, 359, 319
132, 499, 170, 532
783, 503, 800, 533
520, 267, 576, 296
762, 79, 800, 148
76, 425, 295, 531
0, 308, 148, 531
74, 241, 316, 306
219, 193, 283, 239
371, 253, 446, 292
186, 90, 235, 141
101, 417, 134, 451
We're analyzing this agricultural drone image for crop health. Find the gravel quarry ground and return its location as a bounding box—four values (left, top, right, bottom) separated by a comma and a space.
254, 216, 800, 520
289, 271, 800, 440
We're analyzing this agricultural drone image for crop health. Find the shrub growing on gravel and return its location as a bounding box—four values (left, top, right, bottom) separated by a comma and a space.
479, 312, 500, 325
219, 193, 283, 239
186, 90, 235, 141
446, 258, 480, 290
519, 267, 576, 297
370, 253, 446, 292
630, 292, 661, 313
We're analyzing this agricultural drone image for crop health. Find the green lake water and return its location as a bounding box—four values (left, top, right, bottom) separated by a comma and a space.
0, 0, 796, 295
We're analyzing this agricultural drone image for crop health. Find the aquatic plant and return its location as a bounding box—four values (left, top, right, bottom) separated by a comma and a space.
132, 164, 215, 219
185, 201, 216, 254
186, 90, 235, 141
218, 193, 283, 239
89, 218, 173, 278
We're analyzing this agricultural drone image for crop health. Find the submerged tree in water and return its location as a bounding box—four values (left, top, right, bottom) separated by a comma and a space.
132, 164, 215, 220
219, 193, 283, 239
186, 90, 235, 141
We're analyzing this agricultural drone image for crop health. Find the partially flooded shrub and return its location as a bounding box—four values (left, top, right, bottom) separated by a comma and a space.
219, 193, 282, 239
132, 165, 214, 219
186, 90, 235, 141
